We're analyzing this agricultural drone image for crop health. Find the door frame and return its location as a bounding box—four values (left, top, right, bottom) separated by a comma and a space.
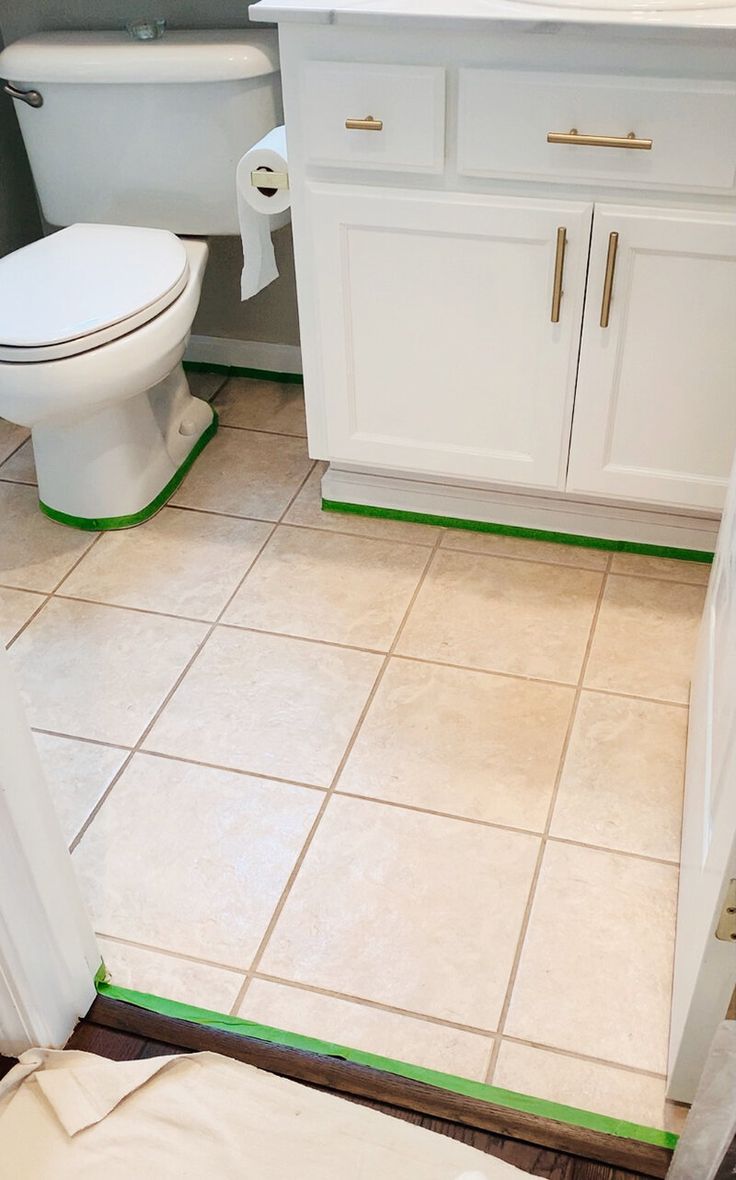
0, 641, 99, 1055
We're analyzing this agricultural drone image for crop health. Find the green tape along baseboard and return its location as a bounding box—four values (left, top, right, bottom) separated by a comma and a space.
95, 978, 677, 1151
323, 499, 714, 564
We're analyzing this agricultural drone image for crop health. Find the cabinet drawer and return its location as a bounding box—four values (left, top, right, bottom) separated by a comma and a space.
301, 61, 445, 173
458, 69, 736, 193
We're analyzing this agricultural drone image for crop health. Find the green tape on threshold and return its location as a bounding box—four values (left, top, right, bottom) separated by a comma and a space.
323, 499, 714, 564
95, 979, 677, 1151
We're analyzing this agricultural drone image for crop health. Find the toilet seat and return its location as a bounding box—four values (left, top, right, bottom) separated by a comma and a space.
0, 224, 189, 363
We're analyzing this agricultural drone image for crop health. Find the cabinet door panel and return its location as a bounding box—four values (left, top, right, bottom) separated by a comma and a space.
307, 184, 592, 489
568, 205, 736, 511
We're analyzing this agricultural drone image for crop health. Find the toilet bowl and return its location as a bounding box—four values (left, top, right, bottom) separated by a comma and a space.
0, 225, 215, 529
0, 27, 283, 529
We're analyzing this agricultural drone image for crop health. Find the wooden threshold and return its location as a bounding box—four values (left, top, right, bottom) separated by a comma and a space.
88, 995, 672, 1179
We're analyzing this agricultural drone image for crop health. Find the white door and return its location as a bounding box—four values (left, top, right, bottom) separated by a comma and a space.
307, 183, 592, 489
669, 445, 736, 1102
567, 204, 736, 512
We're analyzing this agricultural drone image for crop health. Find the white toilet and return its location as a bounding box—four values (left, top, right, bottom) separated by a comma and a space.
0, 30, 281, 528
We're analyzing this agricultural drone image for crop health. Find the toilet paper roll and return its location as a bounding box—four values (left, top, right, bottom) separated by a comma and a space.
236, 125, 291, 300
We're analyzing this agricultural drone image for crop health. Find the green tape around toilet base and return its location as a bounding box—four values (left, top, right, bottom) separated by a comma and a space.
322, 498, 715, 564
183, 360, 304, 385
95, 977, 678, 1153
39, 411, 218, 532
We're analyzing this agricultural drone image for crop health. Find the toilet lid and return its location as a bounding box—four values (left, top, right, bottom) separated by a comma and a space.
0, 224, 189, 362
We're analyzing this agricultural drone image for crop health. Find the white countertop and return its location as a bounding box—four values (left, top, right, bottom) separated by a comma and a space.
249, 0, 736, 34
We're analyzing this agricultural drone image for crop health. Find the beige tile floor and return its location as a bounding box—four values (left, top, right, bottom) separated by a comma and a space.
0, 371, 708, 1135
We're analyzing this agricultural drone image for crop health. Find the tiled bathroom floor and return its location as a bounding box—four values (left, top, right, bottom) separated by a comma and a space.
0, 370, 708, 1135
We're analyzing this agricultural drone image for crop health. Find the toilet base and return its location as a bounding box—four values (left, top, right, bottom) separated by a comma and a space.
33, 364, 218, 531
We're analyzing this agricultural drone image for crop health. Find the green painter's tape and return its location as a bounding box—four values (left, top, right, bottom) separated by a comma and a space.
95, 980, 677, 1152
323, 498, 714, 565
184, 360, 304, 384
39, 412, 218, 532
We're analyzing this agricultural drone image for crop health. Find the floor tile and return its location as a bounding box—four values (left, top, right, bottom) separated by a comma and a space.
240, 979, 494, 1079
187, 368, 227, 403
170, 426, 312, 521
215, 377, 307, 436
260, 795, 539, 1028
0, 483, 97, 592
284, 462, 441, 546
98, 937, 245, 1012
442, 530, 608, 571
505, 841, 677, 1073
0, 438, 36, 484
338, 658, 574, 830
34, 733, 127, 845
223, 526, 429, 650
585, 575, 705, 704
610, 551, 711, 586
0, 418, 28, 465
60, 508, 271, 621
551, 692, 686, 861
397, 550, 602, 683
145, 627, 382, 787
0, 586, 45, 645
74, 753, 321, 968
494, 1042, 685, 1132
11, 598, 207, 745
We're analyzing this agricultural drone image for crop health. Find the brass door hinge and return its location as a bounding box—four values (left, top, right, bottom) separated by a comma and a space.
716, 880, 736, 942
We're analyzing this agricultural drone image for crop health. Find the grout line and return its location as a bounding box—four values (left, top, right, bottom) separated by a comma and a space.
217, 620, 389, 657
68, 460, 318, 853
483, 551, 614, 1086
139, 747, 328, 794
6, 531, 105, 650
228, 533, 445, 1018
31, 727, 134, 753
330, 789, 680, 868
439, 539, 709, 585
96, 931, 250, 976
92, 927, 670, 1082
0, 430, 31, 469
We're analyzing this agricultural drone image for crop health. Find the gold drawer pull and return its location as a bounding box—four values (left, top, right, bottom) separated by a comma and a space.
547, 128, 653, 151
345, 115, 383, 132
600, 231, 619, 329
551, 226, 567, 324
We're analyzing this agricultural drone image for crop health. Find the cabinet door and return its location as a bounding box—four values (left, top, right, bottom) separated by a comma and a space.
568, 204, 736, 511
306, 184, 592, 489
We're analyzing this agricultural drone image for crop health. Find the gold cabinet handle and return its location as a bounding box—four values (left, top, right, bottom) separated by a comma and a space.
547, 129, 652, 151
550, 226, 567, 324
600, 231, 619, 328
345, 115, 383, 132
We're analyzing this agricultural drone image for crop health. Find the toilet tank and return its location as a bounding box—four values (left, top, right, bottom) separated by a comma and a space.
0, 30, 282, 235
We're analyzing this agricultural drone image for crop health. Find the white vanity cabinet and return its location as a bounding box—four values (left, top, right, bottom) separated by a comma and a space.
308, 185, 592, 488
568, 205, 736, 511
265, 20, 736, 549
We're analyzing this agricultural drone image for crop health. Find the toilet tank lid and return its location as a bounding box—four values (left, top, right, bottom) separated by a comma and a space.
0, 29, 280, 85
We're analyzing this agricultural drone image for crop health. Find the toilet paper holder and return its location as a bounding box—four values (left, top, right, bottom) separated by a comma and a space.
250, 169, 289, 191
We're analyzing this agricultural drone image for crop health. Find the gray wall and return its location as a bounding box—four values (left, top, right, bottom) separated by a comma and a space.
0, 1, 300, 348
0, 28, 42, 256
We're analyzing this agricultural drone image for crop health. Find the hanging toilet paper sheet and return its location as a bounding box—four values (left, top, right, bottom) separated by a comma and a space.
237, 125, 291, 300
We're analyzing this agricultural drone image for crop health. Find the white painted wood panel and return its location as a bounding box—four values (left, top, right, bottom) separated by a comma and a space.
301, 62, 446, 173
567, 204, 736, 511
307, 184, 592, 488
458, 69, 736, 193
669, 447, 736, 1103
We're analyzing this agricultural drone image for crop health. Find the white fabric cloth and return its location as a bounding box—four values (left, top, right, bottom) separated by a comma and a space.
0, 1048, 531, 1179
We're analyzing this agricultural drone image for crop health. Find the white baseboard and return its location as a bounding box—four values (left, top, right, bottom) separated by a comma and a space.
185, 334, 302, 375
322, 465, 720, 554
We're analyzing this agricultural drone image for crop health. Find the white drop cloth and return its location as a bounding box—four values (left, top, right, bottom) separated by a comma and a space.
0, 1048, 532, 1179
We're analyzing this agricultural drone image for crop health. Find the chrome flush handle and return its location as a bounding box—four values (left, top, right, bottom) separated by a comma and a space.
2, 82, 43, 108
